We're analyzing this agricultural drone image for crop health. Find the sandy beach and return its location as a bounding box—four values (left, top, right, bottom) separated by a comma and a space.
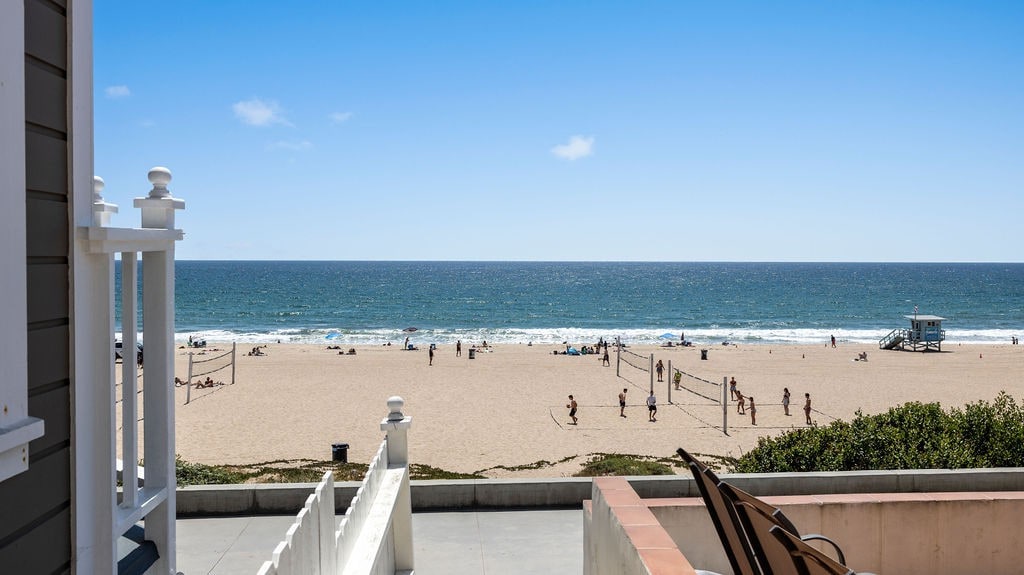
119, 341, 1024, 478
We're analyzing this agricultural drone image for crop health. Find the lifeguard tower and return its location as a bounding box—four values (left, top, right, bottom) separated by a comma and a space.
879, 314, 946, 352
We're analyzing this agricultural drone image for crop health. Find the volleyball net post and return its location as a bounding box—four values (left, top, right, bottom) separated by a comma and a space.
667, 359, 672, 404
722, 376, 729, 435
616, 337, 621, 377
186, 352, 193, 404
649, 354, 654, 394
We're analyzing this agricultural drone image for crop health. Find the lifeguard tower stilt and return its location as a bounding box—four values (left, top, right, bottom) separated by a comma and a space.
879, 314, 946, 352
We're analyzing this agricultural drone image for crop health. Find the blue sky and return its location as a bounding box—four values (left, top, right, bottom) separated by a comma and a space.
94, 1, 1023, 262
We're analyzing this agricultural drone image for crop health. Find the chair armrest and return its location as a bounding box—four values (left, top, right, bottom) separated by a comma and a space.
799, 533, 846, 565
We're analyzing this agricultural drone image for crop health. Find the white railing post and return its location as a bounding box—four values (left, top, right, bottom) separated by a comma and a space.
381, 396, 414, 572
135, 167, 185, 575
75, 176, 119, 573
120, 251, 139, 506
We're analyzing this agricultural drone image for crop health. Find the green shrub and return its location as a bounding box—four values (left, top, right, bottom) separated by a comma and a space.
574, 453, 674, 477
735, 393, 1024, 473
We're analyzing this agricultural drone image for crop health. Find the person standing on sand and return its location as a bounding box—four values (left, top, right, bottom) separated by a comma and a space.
782, 387, 791, 416
456, 340, 462, 357
428, 346, 434, 366
655, 360, 664, 382
736, 390, 745, 414
729, 377, 738, 400
567, 395, 578, 425
804, 393, 812, 424
619, 388, 628, 417
749, 397, 757, 425
602, 349, 611, 366
831, 335, 836, 348
647, 391, 657, 422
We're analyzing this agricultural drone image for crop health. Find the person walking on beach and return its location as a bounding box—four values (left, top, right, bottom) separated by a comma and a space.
567, 395, 578, 425
602, 349, 610, 366
782, 387, 791, 416
729, 377, 738, 400
736, 390, 745, 414
655, 360, 664, 382
831, 335, 837, 348
456, 340, 462, 357
749, 397, 757, 425
619, 388, 628, 417
647, 391, 657, 422
804, 393, 812, 425
428, 346, 434, 366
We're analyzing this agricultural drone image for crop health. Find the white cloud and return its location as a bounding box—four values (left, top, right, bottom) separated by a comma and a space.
105, 85, 131, 99
233, 98, 291, 127
551, 135, 595, 160
329, 111, 353, 124
267, 140, 313, 151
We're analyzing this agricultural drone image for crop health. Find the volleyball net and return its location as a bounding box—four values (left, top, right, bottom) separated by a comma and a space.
618, 347, 651, 373
179, 343, 237, 404
671, 367, 722, 404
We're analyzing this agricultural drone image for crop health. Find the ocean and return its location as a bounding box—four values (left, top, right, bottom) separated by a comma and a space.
117, 261, 1024, 346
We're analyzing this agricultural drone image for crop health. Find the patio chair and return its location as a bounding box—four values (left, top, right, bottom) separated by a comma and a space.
769, 526, 859, 575
677, 448, 848, 575
719, 482, 848, 575
677, 448, 759, 575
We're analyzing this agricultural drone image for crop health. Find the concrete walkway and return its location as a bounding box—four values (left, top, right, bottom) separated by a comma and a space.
176, 509, 583, 574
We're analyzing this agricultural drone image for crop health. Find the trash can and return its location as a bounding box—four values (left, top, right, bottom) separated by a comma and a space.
468, 348, 476, 359
332, 443, 349, 463
700, 349, 708, 360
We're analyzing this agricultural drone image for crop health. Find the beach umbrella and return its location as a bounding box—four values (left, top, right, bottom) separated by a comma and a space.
658, 332, 676, 340
402, 327, 418, 332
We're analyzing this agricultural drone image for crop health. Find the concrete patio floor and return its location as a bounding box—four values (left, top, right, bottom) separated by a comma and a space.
176, 508, 583, 574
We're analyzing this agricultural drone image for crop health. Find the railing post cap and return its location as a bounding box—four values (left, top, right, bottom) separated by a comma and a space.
93, 175, 105, 201
386, 396, 405, 421
147, 166, 172, 198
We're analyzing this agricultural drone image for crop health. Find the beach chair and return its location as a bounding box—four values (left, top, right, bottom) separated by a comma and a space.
676, 448, 849, 575
769, 526, 861, 575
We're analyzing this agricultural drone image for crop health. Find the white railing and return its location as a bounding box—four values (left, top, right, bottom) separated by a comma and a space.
259, 397, 415, 575
76, 169, 184, 574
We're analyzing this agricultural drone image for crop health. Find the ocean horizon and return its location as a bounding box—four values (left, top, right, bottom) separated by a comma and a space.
117, 261, 1024, 346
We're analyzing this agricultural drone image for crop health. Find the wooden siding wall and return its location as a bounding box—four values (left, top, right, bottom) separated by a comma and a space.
0, 0, 73, 572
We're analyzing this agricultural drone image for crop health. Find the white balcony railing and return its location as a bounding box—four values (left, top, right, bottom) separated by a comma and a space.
77, 168, 184, 574
259, 397, 414, 575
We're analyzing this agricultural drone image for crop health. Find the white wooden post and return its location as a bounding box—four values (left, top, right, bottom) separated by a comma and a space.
381, 396, 414, 572
136, 167, 185, 575
75, 177, 120, 573
120, 252, 139, 507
